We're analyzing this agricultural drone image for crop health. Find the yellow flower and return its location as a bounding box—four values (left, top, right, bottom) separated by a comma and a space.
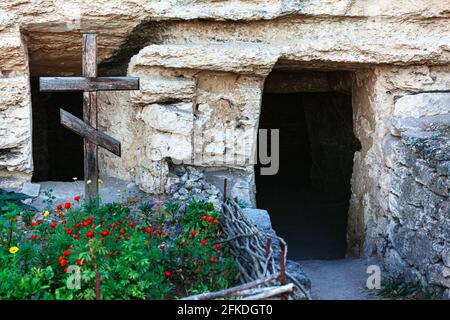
98, 179, 103, 184
86, 180, 92, 185
43, 211, 50, 217
9, 246, 19, 254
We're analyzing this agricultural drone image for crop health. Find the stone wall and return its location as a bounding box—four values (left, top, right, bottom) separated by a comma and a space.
383, 108, 450, 297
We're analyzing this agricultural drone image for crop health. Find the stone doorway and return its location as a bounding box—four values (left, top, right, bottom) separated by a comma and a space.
256, 70, 361, 260
30, 77, 84, 182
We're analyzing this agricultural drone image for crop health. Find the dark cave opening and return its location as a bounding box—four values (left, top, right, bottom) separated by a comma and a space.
256, 89, 360, 260
31, 77, 84, 182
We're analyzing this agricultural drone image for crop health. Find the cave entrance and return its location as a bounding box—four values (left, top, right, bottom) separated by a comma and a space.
256, 70, 360, 260
31, 77, 84, 182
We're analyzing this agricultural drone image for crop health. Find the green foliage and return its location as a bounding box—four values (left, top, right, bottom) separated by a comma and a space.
377, 276, 431, 300
0, 196, 238, 300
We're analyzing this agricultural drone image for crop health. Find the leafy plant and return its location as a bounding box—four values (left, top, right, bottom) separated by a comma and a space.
43, 188, 56, 212
236, 198, 249, 209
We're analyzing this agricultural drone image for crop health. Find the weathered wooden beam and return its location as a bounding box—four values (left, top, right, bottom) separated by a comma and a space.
60, 109, 121, 157
40, 77, 140, 92
83, 34, 99, 200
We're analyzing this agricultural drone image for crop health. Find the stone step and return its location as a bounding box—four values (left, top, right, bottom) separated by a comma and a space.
129, 43, 280, 77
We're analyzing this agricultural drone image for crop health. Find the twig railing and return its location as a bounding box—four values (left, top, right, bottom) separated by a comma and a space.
182, 197, 311, 300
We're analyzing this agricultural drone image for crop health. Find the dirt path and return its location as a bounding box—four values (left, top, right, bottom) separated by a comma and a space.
300, 258, 381, 300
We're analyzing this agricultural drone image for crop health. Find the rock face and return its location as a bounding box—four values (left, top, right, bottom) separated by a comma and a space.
382, 110, 450, 297
0, 1, 449, 297
166, 166, 222, 210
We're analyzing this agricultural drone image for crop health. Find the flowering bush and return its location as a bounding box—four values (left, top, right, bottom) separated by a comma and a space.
0, 196, 238, 299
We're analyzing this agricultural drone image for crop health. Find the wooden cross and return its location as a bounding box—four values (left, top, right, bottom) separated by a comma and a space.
39, 34, 139, 201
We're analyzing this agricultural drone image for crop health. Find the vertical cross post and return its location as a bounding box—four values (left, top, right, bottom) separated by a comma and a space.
83, 34, 99, 200
39, 33, 139, 203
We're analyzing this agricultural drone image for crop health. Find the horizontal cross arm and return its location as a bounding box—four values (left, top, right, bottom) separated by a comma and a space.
40, 77, 139, 92
60, 109, 121, 156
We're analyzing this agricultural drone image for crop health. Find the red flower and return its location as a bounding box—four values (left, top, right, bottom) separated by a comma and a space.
31, 221, 38, 227
56, 204, 63, 211
215, 244, 221, 250
116, 221, 121, 225
101, 230, 109, 237
200, 239, 207, 245
156, 230, 162, 236
31, 235, 37, 240
75, 223, 81, 228
213, 219, 219, 224
77, 259, 84, 266
38, 219, 44, 224
59, 259, 69, 267
86, 231, 95, 239
60, 220, 66, 225
13, 217, 18, 222
202, 215, 207, 221
50, 222, 57, 229
64, 202, 71, 210
209, 257, 216, 263
128, 222, 135, 228
125, 236, 130, 241
74, 234, 79, 239
100, 217, 105, 222
159, 245, 165, 250
82, 220, 90, 226
178, 242, 183, 247
67, 228, 73, 235
89, 216, 94, 221
110, 223, 115, 229
164, 271, 171, 278
120, 228, 125, 235
74, 195, 81, 201
145, 228, 153, 234
191, 230, 197, 237
196, 268, 201, 273
63, 250, 71, 256
58, 213, 63, 218
64, 268, 68, 273
207, 216, 213, 223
